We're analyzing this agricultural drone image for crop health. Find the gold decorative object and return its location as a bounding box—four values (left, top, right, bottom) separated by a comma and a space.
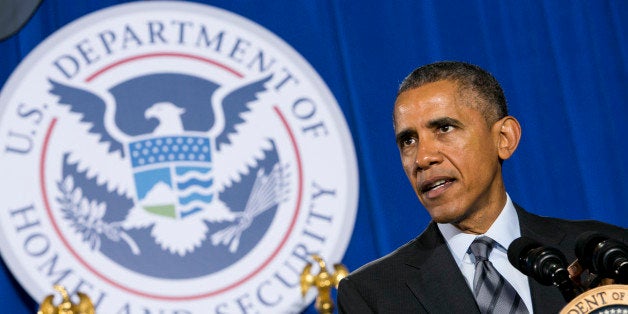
38, 285, 95, 314
300, 254, 349, 314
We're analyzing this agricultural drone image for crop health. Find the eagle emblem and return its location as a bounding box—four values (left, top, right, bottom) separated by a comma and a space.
49, 72, 289, 272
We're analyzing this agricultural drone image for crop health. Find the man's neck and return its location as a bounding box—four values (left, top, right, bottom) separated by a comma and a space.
452, 192, 507, 234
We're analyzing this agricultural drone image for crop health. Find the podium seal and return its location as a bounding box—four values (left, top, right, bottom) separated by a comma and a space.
560, 285, 628, 314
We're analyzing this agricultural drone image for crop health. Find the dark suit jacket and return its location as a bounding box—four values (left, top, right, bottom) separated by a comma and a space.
337, 205, 627, 314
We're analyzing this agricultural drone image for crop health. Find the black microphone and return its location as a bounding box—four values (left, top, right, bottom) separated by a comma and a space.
508, 236, 582, 302
575, 232, 628, 284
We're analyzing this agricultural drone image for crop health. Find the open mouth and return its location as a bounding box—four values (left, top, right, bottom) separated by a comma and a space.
420, 178, 455, 194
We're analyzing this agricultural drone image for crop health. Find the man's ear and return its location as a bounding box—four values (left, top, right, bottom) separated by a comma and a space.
494, 116, 521, 161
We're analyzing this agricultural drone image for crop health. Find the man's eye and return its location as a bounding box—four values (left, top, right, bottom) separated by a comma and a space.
438, 125, 454, 133
400, 137, 416, 147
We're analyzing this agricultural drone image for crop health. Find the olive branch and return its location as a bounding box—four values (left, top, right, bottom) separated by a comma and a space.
56, 175, 140, 255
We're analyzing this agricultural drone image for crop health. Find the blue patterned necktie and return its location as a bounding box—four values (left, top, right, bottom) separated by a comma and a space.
469, 236, 529, 314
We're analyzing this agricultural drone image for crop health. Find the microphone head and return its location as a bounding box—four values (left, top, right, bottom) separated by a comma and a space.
575, 232, 609, 269
508, 236, 540, 272
508, 236, 569, 286
575, 231, 628, 277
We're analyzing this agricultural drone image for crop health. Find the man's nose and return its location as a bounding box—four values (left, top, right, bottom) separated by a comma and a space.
414, 139, 442, 171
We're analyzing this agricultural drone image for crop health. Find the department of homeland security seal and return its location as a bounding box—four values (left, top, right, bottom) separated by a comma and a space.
0, 2, 358, 313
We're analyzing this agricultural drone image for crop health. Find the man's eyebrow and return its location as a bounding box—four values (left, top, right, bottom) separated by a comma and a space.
426, 117, 462, 129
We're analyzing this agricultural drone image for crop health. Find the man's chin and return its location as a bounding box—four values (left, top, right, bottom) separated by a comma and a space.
426, 207, 464, 224
429, 213, 460, 224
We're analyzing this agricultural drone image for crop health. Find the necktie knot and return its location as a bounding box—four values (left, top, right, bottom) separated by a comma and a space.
469, 236, 495, 263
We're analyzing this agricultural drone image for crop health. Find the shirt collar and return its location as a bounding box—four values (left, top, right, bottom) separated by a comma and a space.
437, 194, 521, 263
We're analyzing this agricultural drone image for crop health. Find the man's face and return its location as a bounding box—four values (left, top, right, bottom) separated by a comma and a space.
393, 80, 506, 231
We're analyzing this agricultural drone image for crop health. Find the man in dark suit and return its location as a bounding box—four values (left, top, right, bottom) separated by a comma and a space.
337, 61, 626, 314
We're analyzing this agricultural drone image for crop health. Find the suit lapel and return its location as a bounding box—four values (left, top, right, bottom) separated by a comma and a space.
516, 205, 568, 313
404, 222, 481, 313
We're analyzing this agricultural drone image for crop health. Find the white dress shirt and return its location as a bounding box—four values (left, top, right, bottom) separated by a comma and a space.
437, 194, 534, 313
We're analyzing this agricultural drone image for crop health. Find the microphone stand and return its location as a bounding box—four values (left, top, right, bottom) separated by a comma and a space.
551, 266, 583, 302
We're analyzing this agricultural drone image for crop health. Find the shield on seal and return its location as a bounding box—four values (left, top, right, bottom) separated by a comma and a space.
128, 134, 214, 220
